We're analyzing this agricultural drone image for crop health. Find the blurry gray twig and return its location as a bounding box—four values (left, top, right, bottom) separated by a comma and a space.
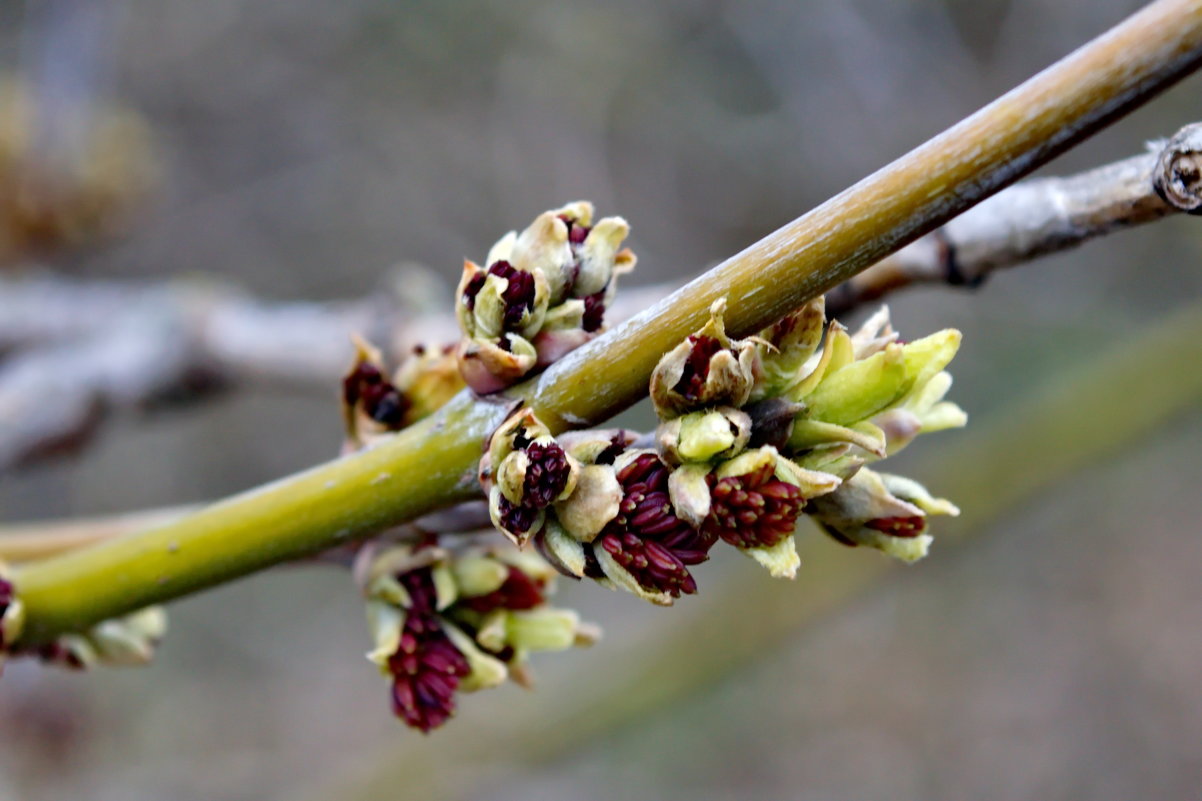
1, 123, 1199, 474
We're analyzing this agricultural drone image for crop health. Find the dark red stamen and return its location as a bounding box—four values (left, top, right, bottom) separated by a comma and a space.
703, 462, 805, 549
589, 453, 712, 598
497, 495, 540, 537
865, 516, 926, 538
522, 441, 571, 508
387, 570, 471, 733
345, 361, 409, 428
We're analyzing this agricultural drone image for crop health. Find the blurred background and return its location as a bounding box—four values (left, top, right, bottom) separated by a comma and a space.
1, 0, 1200, 799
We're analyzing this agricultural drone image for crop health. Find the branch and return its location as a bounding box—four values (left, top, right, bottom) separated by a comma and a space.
826, 122, 1202, 316
12, 0, 1202, 645
4, 123, 1199, 470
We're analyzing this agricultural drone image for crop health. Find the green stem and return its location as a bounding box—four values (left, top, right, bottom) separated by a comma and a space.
12, 0, 1202, 645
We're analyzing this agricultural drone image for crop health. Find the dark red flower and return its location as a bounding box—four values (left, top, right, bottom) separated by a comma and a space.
463, 261, 537, 331
386, 570, 471, 733
590, 453, 713, 598
522, 441, 572, 509
343, 361, 409, 428
703, 461, 805, 549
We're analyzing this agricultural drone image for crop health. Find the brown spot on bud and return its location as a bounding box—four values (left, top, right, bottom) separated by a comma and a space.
582, 291, 606, 333
0, 577, 13, 649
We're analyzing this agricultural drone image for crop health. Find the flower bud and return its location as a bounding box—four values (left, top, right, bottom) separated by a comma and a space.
393, 343, 465, 424
806, 467, 958, 563
701, 447, 840, 579
656, 407, 752, 465
455, 333, 538, 395
584, 451, 714, 604
482, 409, 580, 546
456, 259, 549, 341
365, 558, 500, 733
650, 299, 758, 418
457, 202, 635, 392
86, 606, 168, 667
341, 337, 411, 450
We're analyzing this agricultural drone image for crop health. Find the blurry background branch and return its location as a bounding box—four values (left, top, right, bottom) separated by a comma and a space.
1, 122, 1200, 474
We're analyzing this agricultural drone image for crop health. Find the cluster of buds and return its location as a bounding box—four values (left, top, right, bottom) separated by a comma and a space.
649, 297, 965, 565
455, 201, 635, 393
480, 409, 715, 605
28, 606, 168, 670
474, 296, 965, 603
341, 336, 464, 451
649, 299, 843, 579
2, 604, 167, 674
749, 298, 966, 561
359, 543, 597, 733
